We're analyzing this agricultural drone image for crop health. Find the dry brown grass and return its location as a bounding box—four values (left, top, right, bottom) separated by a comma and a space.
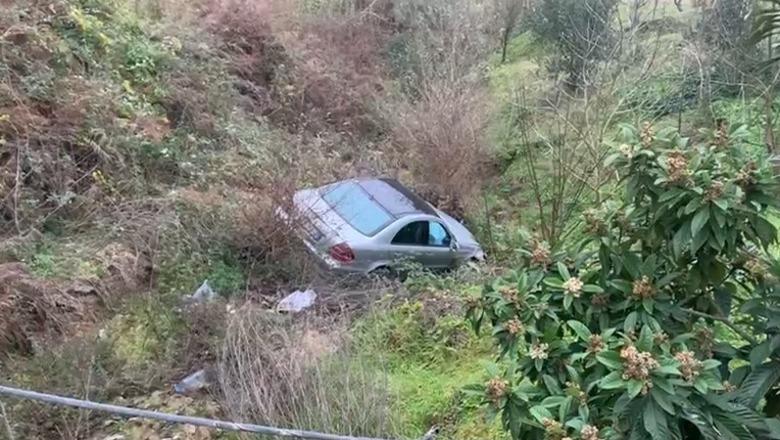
218, 306, 399, 438
384, 83, 492, 206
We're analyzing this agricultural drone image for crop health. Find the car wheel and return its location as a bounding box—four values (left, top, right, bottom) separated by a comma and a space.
370, 266, 412, 282
369, 266, 393, 279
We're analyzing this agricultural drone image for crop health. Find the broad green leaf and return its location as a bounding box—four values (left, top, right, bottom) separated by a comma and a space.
694, 377, 709, 394
711, 206, 726, 227
650, 388, 676, 414
567, 320, 592, 341
655, 364, 681, 376
582, 284, 604, 293
559, 396, 572, 421
683, 197, 701, 215
691, 208, 710, 238
750, 341, 771, 367
670, 333, 694, 344
627, 379, 643, 398
713, 417, 755, 440
691, 226, 709, 254
578, 404, 590, 420
623, 253, 642, 278
624, 311, 638, 333
673, 222, 690, 258
529, 405, 553, 423
564, 294, 573, 310
611, 279, 633, 294
565, 418, 584, 431
543, 374, 562, 394
543, 277, 564, 289
644, 399, 673, 440
557, 262, 571, 280
600, 371, 626, 389
655, 272, 678, 288
597, 351, 623, 370
765, 418, 780, 439
637, 325, 653, 351
701, 359, 721, 371
541, 396, 568, 408
754, 216, 777, 247
682, 406, 721, 440
735, 360, 780, 408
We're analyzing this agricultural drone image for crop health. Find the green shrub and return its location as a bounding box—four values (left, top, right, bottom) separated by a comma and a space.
467, 122, 780, 439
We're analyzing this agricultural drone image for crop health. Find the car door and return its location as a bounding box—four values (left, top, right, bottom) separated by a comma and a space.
389, 220, 455, 269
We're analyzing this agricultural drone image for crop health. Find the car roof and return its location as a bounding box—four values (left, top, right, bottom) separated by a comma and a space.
326, 177, 438, 219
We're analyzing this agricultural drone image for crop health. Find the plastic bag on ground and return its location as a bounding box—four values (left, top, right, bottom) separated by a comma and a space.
276, 289, 317, 313
174, 369, 210, 394
185, 280, 217, 304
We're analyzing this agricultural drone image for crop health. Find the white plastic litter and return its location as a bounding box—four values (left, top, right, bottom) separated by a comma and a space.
186, 280, 217, 304
276, 289, 317, 313
173, 369, 210, 394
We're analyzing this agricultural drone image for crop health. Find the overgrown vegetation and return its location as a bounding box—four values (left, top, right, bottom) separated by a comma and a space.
1, 0, 780, 439
468, 123, 780, 439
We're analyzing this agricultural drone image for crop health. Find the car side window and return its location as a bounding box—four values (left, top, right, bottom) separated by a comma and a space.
392, 221, 429, 245
428, 222, 451, 247
391, 221, 450, 247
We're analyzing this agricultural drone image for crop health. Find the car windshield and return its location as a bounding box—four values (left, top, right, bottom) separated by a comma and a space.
321, 181, 394, 236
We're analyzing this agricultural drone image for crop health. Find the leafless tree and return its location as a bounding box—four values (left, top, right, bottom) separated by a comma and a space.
494, 0, 532, 63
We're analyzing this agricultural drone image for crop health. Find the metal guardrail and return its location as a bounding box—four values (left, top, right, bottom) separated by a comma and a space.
0, 385, 438, 440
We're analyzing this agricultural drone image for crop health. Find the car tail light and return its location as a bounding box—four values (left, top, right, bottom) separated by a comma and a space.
329, 243, 355, 263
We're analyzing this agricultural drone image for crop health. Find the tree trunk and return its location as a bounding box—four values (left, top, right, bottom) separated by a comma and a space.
501, 28, 510, 63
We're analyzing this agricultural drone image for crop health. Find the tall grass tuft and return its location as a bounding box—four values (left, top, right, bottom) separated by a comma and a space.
218, 308, 400, 438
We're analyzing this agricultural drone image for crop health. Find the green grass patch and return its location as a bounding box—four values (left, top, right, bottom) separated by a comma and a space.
351, 273, 505, 439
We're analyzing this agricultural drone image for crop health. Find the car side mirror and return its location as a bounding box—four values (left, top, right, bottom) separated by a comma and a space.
450, 240, 460, 251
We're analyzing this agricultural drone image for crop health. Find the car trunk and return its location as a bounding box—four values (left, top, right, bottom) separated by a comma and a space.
291, 189, 360, 252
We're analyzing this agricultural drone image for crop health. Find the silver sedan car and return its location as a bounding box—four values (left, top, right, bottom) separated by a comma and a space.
279, 177, 485, 274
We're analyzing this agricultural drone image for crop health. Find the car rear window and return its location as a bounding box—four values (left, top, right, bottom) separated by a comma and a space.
322, 182, 393, 236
